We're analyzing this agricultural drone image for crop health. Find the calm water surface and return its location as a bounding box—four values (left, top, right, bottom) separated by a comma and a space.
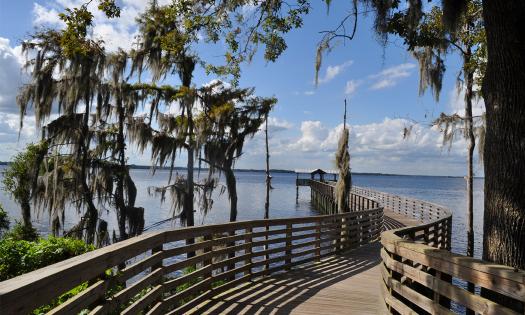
0, 167, 483, 257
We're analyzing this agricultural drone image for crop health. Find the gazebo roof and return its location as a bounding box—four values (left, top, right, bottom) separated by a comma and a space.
311, 168, 326, 175
294, 169, 338, 175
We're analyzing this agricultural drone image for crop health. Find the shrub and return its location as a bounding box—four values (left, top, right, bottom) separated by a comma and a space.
3, 220, 38, 241
0, 204, 9, 236
0, 236, 94, 281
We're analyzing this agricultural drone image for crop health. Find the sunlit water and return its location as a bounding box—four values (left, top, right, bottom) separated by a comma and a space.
0, 166, 483, 257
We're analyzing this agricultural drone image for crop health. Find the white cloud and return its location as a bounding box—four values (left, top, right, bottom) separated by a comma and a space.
33, 3, 65, 26
0, 113, 38, 161
304, 90, 315, 96
0, 38, 24, 114
318, 60, 353, 84
91, 23, 139, 52
344, 80, 361, 95
267, 117, 293, 132
369, 63, 416, 90
289, 121, 329, 152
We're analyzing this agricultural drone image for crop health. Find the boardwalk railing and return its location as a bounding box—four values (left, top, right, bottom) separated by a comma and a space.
352, 187, 449, 223
310, 180, 379, 213
0, 193, 382, 315
356, 187, 525, 315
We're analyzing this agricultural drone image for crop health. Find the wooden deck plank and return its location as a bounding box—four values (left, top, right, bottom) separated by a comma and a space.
186, 211, 412, 315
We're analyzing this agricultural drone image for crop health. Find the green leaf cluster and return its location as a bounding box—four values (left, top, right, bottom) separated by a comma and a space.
3, 221, 38, 241
0, 204, 9, 236
57, 0, 120, 57
2, 142, 48, 206
0, 236, 94, 281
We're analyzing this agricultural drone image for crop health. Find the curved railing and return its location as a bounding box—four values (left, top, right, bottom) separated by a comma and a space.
0, 193, 382, 315
310, 181, 380, 213
356, 187, 525, 314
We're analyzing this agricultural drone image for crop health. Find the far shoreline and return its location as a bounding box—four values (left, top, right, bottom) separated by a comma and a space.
0, 161, 483, 179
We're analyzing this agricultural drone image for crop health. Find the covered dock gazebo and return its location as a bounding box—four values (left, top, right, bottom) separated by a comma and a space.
295, 169, 338, 185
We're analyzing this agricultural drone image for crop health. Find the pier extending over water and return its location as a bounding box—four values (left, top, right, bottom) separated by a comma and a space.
0, 181, 523, 314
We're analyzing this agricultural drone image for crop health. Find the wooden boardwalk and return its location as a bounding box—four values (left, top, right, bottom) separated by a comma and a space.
188, 210, 419, 315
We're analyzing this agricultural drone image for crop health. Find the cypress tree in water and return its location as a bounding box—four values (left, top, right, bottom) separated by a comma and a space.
197, 82, 275, 222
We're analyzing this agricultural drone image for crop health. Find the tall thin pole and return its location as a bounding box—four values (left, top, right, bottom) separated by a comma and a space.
344, 99, 347, 130
264, 113, 271, 219
264, 113, 271, 270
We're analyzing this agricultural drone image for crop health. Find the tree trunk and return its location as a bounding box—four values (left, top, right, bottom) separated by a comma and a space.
184, 105, 196, 258
226, 167, 238, 222
464, 52, 476, 314
481, 2, 525, 309
115, 95, 128, 241
21, 199, 31, 228
186, 122, 195, 228
264, 114, 271, 220
80, 105, 98, 245
482, 0, 525, 271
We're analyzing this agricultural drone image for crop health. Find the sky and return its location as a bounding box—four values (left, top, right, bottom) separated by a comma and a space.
0, 0, 485, 176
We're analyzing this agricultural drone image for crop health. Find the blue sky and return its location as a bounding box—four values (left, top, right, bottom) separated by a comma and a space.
0, 0, 485, 176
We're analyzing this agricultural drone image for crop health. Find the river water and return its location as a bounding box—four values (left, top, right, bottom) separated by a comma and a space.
0, 167, 483, 257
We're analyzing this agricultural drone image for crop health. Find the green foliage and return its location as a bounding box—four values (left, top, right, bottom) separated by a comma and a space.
128, 1, 310, 84
58, 0, 120, 57
0, 236, 94, 281
4, 221, 38, 241
32, 282, 89, 315
2, 142, 48, 208
0, 204, 9, 236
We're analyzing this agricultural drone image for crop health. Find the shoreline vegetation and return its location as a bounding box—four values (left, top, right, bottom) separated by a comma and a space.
0, 162, 482, 179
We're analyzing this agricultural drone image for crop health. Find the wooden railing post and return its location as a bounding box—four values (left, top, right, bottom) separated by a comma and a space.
227, 229, 236, 281
386, 250, 394, 313
285, 223, 292, 269
265, 222, 270, 271
446, 218, 452, 251
341, 216, 347, 251
151, 243, 165, 312
315, 219, 321, 262
244, 227, 252, 278
203, 233, 213, 287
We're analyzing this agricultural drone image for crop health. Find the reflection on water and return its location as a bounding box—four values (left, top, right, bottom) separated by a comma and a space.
0, 167, 483, 257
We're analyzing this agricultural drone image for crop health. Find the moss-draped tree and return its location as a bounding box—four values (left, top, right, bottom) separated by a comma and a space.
198, 82, 275, 221
16, 2, 145, 244
2, 142, 48, 231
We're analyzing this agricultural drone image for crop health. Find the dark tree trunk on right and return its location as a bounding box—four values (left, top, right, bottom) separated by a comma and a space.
482, 0, 525, 271
481, 2, 525, 310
